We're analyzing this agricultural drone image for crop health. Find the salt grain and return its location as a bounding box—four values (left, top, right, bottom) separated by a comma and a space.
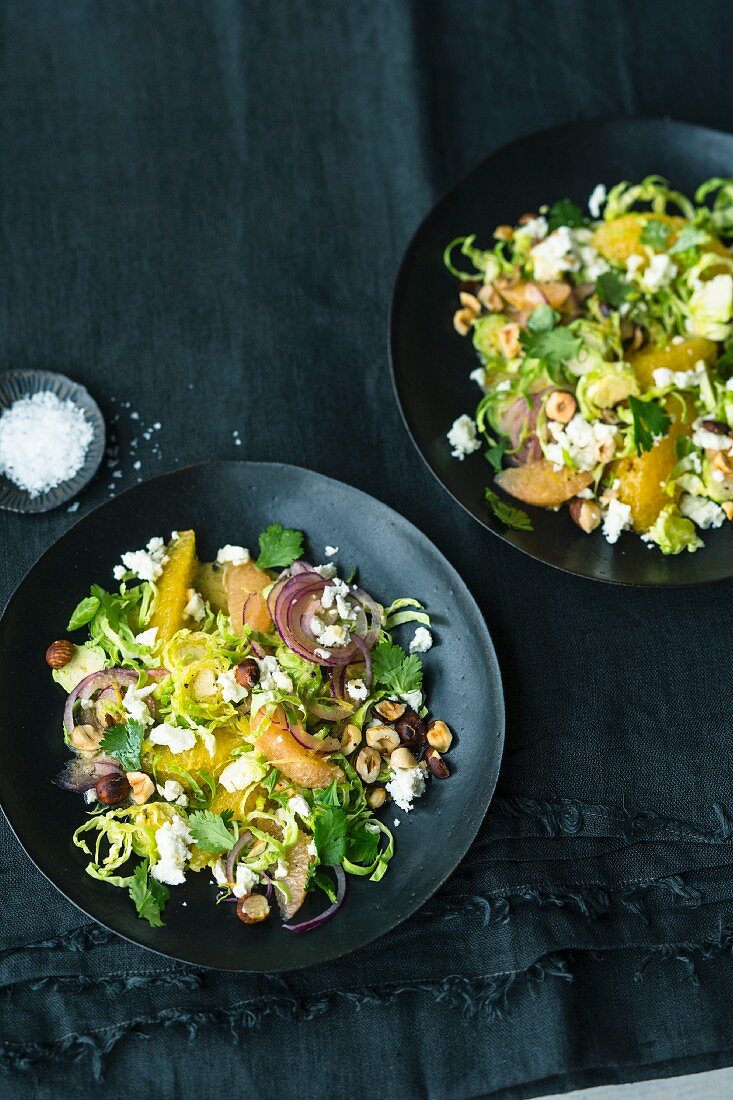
0, 392, 93, 498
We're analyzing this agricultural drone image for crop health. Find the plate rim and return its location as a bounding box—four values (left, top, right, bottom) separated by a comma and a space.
389, 114, 733, 589
0, 458, 505, 971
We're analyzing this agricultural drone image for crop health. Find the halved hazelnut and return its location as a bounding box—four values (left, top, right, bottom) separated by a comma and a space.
478, 283, 504, 311
355, 747, 380, 783
390, 746, 418, 770
568, 498, 602, 534
545, 391, 577, 424
494, 224, 514, 241
424, 747, 450, 779
127, 771, 155, 805
497, 323, 521, 359
367, 786, 386, 809
427, 720, 453, 753
70, 724, 102, 752
340, 722, 361, 756
394, 710, 426, 749
723, 502, 733, 522
95, 773, 131, 805
711, 450, 733, 476
236, 893, 270, 925
374, 699, 406, 722
459, 290, 481, 314
453, 308, 476, 337
366, 724, 400, 754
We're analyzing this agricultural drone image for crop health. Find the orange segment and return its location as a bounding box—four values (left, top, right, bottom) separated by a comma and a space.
593, 213, 728, 267
148, 530, 198, 646
225, 560, 273, 634
143, 724, 242, 784
277, 832, 312, 919
495, 460, 593, 508
628, 337, 718, 391
254, 708, 340, 789
614, 399, 693, 532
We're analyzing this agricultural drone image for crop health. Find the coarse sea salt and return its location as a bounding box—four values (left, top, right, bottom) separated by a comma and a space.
0, 391, 93, 498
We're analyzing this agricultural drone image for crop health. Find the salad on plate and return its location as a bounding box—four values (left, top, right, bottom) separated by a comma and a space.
46, 526, 453, 932
445, 176, 733, 554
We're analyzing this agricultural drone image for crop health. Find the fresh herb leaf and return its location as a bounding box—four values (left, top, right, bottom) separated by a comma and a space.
485, 437, 508, 474
716, 344, 733, 380
527, 304, 557, 333
311, 869, 338, 902
313, 805, 348, 866
485, 488, 533, 531
314, 778, 341, 808
628, 395, 672, 454
669, 226, 709, 255
129, 860, 168, 927
262, 768, 280, 795
346, 822, 379, 866
547, 199, 586, 231
675, 436, 696, 460
520, 326, 581, 370
187, 809, 237, 853
596, 271, 633, 307
640, 218, 672, 250
67, 595, 100, 632
255, 524, 304, 570
100, 720, 145, 772
371, 639, 423, 697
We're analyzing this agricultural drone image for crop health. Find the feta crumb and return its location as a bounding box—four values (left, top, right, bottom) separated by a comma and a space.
409, 626, 433, 654
470, 367, 487, 390
513, 215, 548, 243
318, 623, 350, 648
652, 360, 707, 390
314, 647, 332, 660
679, 493, 726, 530
626, 254, 645, 275
393, 818, 401, 828
386, 765, 426, 812
640, 253, 677, 293
691, 418, 733, 451
122, 681, 157, 728
346, 677, 368, 702
232, 864, 259, 898
184, 588, 206, 622
577, 488, 594, 500
212, 859, 229, 887
588, 183, 607, 219
314, 563, 337, 579
287, 794, 310, 818
134, 627, 158, 649
148, 722, 197, 754
118, 536, 169, 582
545, 414, 617, 471
151, 815, 193, 886
530, 226, 576, 281
217, 668, 248, 705
447, 414, 481, 460
401, 689, 423, 712
602, 497, 632, 545
324, 545, 339, 557
219, 755, 266, 793
216, 544, 250, 566
273, 861, 288, 880
255, 656, 294, 694
157, 779, 184, 802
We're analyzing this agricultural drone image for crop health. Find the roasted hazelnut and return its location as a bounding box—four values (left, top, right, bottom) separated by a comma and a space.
568, 498, 602, 534
366, 724, 400, 754
518, 212, 539, 225
390, 746, 418, 770
355, 746, 380, 784
236, 893, 270, 925
340, 722, 362, 756
494, 224, 514, 241
711, 450, 733, 476
45, 640, 76, 669
497, 322, 521, 359
453, 308, 476, 337
394, 709, 426, 750
367, 786, 386, 809
424, 746, 451, 779
545, 391, 577, 424
701, 419, 729, 435
459, 290, 482, 314
235, 658, 260, 689
127, 771, 155, 804
70, 724, 102, 752
478, 282, 504, 311
95, 773, 131, 805
427, 720, 453, 753
374, 699, 406, 722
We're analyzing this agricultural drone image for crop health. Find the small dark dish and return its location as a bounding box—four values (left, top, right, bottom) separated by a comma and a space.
0, 461, 504, 971
390, 118, 733, 586
0, 369, 105, 513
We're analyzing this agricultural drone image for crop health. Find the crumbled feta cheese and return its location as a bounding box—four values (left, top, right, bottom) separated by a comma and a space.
122, 681, 157, 728
640, 253, 677, 293
273, 861, 288, 880
577, 488, 594, 500
219, 755, 266, 793
588, 183, 607, 219
447, 414, 481, 460
530, 226, 576, 282
151, 815, 193, 886
307, 839, 318, 859
652, 360, 707, 390
83, 788, 97, 805
679, 493, 726, 530
712, 469, 726, 483
314, 563, 337, 579
571, 227, 609, 280
545, 414, 617, 471
602, 497, 632, 545
318, 623, 350, 648
112, 564, 126, 581
217, 668, 248, 705
346, 677, 368, 702
212, 858, 228, 886
287, 794, 310, 818
314, 647, 331, 660
184, 588, 206, 622
626, 254, 645, 275
148, 722, 197, 754
232, 864, 259, 898
216, 544, 250, 566
470, 367, 487, 390
513, 215, 548, 244
365, 822, 380, 835
255, 656, 294, 694
386, 765, 426, 812
157, 779, 184, 802
393, 818, 401, 828
118, 536, 169, 582
691, 418, 733, 451
324, 545, 339, 557
409, 626, 433, 654
134, 627, 158, 649
401, 689, 423, 711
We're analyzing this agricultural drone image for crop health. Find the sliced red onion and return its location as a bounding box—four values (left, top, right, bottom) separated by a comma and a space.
261, 872, 273, 900
283, 865, 346, 933
63, 669, 138, 733
54, 755, 122, 793
250, 640, 267, 659
225, 828, 253, 883
272, 573, 382, 668
285, 713, 340, 753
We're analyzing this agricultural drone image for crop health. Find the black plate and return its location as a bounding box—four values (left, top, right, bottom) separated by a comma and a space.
0, 369, 105, 513
390, 117, 733, 586
0, 461, 504, 971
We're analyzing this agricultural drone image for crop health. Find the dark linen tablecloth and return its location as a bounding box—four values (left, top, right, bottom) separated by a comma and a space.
3, 2, 733, 1096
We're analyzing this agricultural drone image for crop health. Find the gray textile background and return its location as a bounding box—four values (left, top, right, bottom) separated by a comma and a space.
2, 1, 733, 1096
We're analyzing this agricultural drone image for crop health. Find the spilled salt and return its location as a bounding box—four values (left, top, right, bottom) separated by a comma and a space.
0, 391, 93, 498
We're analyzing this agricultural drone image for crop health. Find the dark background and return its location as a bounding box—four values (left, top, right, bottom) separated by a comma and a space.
2, 2, 733, 1097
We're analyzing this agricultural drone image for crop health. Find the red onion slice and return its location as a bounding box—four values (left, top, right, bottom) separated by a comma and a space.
63, 668, 166, 732
272, 573, 382, 668
285, 713, 340, 753
225, 828, 253, 883
283, 865, 346, 933
54, 755, 122, 793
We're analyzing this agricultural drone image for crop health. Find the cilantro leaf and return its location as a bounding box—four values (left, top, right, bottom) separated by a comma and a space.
187, 809, 237, 853
596, 271, 633, 308
547, 199, 586, 231
640, 219, 672, 250
485, 488, 533, 531
129, 860, 168, 927
669, 226, 709, 255
255, 523, 304, 570
314, 778, 341, 808
484, 436, 508, 474
100, 720, 145, 772
311, 869, 338, 902
313, 805, 348, 866
628, 395, 672, 454
371, 639, 423, 697
520, 326, 582, 370
527, 304, 557, 333
67, 595, 100, 632
262, 768, 280, 795
346, 822, 379, 866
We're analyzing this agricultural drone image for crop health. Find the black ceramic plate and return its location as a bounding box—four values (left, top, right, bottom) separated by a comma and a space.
0, 369, 105, 512
0, 461, 504, 972
390, 118, 733, 586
